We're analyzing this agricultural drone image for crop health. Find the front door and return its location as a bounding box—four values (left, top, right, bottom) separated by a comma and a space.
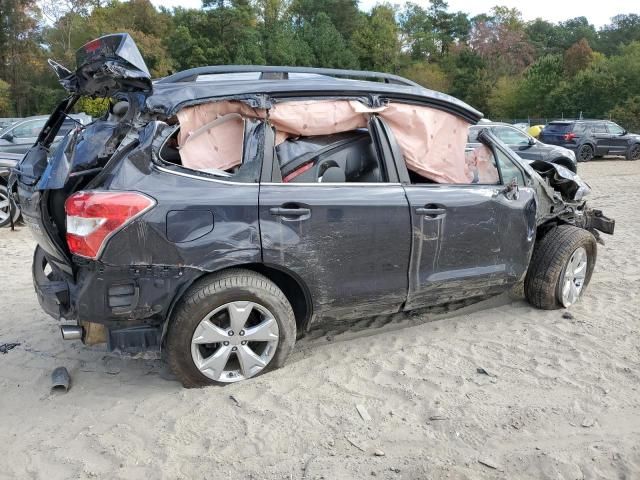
606, 122, 629, 155
388, 125, 537, 309
259, 121, 412, 321
0, 118, 47, 154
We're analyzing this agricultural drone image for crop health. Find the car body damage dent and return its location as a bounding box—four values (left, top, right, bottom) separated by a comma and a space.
528, 160, 590, 201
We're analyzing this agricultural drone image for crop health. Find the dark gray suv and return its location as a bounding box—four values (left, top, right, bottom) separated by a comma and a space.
540, 120, 640, 162
11, 34, 614, 387
469, 122, 577, 172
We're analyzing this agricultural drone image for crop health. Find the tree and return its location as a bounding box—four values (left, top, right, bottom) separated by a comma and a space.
609, 96, 640, 132
0, 79, 13, 116
0, 0, 46, 115
351, 4, 399, 72
470, 7, 534, 77
564, 39, 595, 76
516, 54, 564, 116
289, 0, 359, 41
487, 76, 520, 118
399, 3, 438, 61
555, 17, 598, 50
599, 14, 640, 55
301, 13, 357, 68
525, 19, 563, 56
443, 47, 490, 112
400, 63, 450, 92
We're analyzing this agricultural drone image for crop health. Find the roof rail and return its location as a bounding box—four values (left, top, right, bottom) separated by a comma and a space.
155, 65, 420, 88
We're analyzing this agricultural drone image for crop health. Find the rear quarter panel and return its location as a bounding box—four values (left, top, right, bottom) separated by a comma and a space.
97, 156, 261, 271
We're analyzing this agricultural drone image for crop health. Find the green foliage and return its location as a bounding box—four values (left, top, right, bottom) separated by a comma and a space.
609, 96, 640, 132
400, 63, 450, 91
1, 0, 640, 122
0, 80, 12, 116
444, 48, 490, 113
76, 97, 110, 117
351, 4, 399, 72
487, 77, 521, 118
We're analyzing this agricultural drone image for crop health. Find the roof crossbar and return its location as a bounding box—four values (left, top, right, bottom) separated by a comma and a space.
156, 65, 420, 88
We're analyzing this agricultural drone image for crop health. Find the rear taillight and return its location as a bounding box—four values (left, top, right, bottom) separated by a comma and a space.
65, 191, 155, 259
563, 132, 577, 141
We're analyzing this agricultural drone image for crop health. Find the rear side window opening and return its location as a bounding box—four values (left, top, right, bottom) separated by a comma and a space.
544, 123, 573, 134
157, 98, 504, 186
158, 117, 265, 183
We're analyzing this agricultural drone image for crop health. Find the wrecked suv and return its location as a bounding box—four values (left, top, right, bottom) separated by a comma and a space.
11, 34, 614, 387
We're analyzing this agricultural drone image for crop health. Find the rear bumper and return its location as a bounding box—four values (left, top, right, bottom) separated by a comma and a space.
33, 246, 71, 319
32, 245, 201, 349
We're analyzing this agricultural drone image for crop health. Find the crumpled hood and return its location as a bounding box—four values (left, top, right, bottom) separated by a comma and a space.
527, 160, 590, 201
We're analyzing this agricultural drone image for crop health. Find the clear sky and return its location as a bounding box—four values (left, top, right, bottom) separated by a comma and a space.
152, 0, 639, 27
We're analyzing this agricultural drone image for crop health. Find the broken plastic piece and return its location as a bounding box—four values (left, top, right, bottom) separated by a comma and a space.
51, 366, 71, 392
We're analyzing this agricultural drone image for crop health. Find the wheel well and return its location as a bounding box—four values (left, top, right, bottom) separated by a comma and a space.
552, 157, 576, 172
580, 142, 595, 151
161, 263, 313, 345
242, 264, 312, 335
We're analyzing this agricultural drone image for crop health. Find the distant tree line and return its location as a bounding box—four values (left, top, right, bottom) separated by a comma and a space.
1, 0, 640, 130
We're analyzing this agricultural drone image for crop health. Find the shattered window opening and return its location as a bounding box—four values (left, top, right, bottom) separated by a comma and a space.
170, 98, 500, 185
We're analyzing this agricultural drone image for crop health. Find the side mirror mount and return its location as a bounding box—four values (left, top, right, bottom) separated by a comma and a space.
1, 132, 13, 142
621, 130, 627, 136
501, 177, 519, 200
528, 137, 536, 146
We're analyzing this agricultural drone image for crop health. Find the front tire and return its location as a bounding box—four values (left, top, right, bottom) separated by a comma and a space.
626, 143, 640, 161
166, 269, 296, 387
524, 226, 597, 310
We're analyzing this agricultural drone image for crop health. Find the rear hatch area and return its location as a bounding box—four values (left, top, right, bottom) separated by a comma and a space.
540, 122, 573, 146
10, 33, 151, 318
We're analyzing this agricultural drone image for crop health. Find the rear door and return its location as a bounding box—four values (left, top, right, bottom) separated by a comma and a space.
386, 124, 536, 309
259, 119, 412, 321
591, 122, 610, 155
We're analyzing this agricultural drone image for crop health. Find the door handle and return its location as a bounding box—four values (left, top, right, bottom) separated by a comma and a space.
415, 207, 446, 218
269, 207, 311, 217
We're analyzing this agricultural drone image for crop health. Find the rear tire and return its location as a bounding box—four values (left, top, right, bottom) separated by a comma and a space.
524, 226, 597, 310
166, 269, 297, 387
626, 143, 640, 161
577, 144, 594, 162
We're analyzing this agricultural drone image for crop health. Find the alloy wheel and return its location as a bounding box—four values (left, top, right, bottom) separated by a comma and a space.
578, 145, 593, 162
0, 188, 19, 227
630, 144, 640, 160
190, 301, 280, 383
560, 247, 588, 307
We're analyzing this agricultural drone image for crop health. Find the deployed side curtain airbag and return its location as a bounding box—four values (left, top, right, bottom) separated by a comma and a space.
175, 99, 498, 184
178, 113, 245, 171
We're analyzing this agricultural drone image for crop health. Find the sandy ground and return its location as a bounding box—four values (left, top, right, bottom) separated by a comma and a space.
0, 159, 639, 480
